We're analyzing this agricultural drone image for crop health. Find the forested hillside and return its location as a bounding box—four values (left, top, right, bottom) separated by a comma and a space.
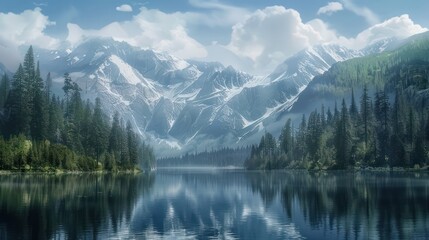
246, 32, 429, 170
0, 47, 155, 171
291, 32, 429, 113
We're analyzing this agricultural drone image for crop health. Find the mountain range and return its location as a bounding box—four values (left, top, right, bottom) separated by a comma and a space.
1, 34, 417, 156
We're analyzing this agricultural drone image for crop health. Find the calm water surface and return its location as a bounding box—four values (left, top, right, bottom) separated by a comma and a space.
0, 169, 428, 239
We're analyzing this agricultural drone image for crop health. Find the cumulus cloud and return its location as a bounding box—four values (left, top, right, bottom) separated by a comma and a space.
225, 6, 339, 74
116, 4, 133, 12
342, 14, 427, 49
0, 7, 58, 70
0, 7, 58, 49
317, 2, 343, 15
342, 0, 379, 25
66, 7, 207, 59
206, 5, 427, 75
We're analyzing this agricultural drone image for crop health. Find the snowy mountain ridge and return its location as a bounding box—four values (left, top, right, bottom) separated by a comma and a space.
24, 38, 387, 156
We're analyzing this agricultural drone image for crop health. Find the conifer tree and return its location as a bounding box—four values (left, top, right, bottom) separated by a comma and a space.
127, 121, 139, 167
6, 64, 30, 136
0, 74, 10, 108
279, 119, 292, 155
334, 99, 351, 169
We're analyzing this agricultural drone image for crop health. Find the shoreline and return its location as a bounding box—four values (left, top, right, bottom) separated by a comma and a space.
0, 168, 147, 175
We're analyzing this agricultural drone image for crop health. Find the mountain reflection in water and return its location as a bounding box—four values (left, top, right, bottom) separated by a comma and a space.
0, 170, 428, 239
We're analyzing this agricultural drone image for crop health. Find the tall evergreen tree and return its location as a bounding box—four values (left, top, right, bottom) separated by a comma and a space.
0, 74, 10, 108
390, 89, 406, 166
108, 111, 121, 161
334, 99, 351, 169
349, 88, 359, 120
6, 64, 31, 136
374, 90, 390, 166
279, 119, 292, 155
30, 61, 47, 140
359, 85, 372, 152
306, 110, 322, 163
127, 121, 139, 167
89, 98, 108, 161
45, 72, 52, 99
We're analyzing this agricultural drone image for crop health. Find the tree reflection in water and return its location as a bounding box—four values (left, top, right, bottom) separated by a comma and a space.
271, 171, 429, 239
0, 170, 428, 239
0, 173, 154, 239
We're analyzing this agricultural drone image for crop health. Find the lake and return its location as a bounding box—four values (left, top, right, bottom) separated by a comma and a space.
0, 169, 428, 239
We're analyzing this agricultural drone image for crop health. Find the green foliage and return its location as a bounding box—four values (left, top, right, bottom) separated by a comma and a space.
0, 46, 155, 171
158, 147, 250, 167
246, 87, 429, 170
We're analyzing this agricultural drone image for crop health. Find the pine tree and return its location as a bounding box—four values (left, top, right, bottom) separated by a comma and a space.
390, 88, 406, 167
62, 73, 73, 119
306, 110, 322, 163
334, 99, 351, 169
89, 98, 108, 161
0, 74, 10, 108
6, 64, 31, 136
23, 47, 36, 123
349, 88, 359, 120
45, 72, 52, 99
295, 114, 307, 161
127, 121, 139, 167
326, 108, 333, 125
279, 118, 292, 155
360, 85, 370, 148
108, 111, 121, 161
374, 90, 390, 166
30, 61, 47, 140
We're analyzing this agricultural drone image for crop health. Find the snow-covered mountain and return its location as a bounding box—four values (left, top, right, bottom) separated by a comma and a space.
31, 38, 370, 156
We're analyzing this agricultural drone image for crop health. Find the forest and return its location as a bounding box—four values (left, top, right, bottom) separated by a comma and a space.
246, 35, 429, 170
157, 147, 250, 167
0, 47, 155, 171
246, 86, 429, 170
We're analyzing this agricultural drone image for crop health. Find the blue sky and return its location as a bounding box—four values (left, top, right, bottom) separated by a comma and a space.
1, 0, 428, 74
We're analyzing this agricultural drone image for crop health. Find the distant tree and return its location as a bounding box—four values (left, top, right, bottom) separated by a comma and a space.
279, 119, 292, 155
6, 64, 30, 136
334, 99, 351, 169
0, 74, 10, 108
374, 90, 390, 166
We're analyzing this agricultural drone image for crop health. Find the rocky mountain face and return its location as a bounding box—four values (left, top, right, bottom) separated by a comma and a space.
22, 38, 387, 156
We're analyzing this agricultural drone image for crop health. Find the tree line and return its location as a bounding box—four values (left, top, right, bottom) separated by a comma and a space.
246, 86, 429, 170
158, 147, 250, 167
0, 46, 155, 171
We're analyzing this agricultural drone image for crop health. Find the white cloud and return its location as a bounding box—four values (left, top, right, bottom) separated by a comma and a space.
116, 4, 133, 12
224, 6, 340, 74
0, 7, 59, 70
0, 7, 58, 49
67, 7, 207, 59
205, 5, 427, 75
342, 0, 379, 25
341, 14, 427, 49
317, 2, 343, 15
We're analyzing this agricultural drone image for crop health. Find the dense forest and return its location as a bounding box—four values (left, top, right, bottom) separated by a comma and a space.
246, 34, 429, 170
246, 86, 429, 170
158, 147, 250, 167
0, 47, 155, 171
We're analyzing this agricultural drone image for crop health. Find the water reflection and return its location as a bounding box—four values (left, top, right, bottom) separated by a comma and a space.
253, 171, 429, 239
0, 173, 154, 239
131, 169, 303, 239
130, 170, 429, 239
0, 170, 428, 239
